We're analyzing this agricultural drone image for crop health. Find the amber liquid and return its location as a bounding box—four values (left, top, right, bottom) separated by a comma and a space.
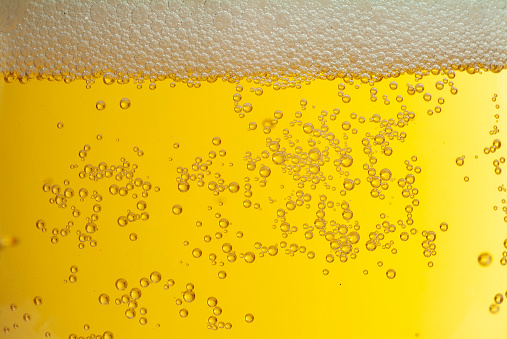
0, 70, 506, 338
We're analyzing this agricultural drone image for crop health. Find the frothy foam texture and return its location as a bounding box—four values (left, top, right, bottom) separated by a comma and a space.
0, 0, 506, 83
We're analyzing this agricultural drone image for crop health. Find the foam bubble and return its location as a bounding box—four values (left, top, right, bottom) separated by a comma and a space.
0, 0, 506, 84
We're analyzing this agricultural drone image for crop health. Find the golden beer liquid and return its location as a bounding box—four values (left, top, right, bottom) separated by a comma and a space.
0, 1, 507, 338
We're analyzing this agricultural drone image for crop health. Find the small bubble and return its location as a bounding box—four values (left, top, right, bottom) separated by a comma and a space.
244, 252, 255, 263
478, 252, 492, 267
207, 297, 218, 307
212, 137, 222, 146
120, 98, 131, 109
23, 313, 31, 322
140, 277, 150, 287
115, 278, 128, 291
218, 270, 227, 279
192, 248, 202, 258
150, 271, 162, 283
494, 293, 504, 304
137, 200, 147, 211
179, 309, 189, 318
183, 290, 196, 302
172, 205, 183, 215
245, 313, 254, 323
33, 296, 43, 306
57, 122, 64, 129
130, 288, 142, 300
456, 157, 464, 166
439, 222, 448, 232
386, 269, 396, 279
125, 309, 136, 319
489, 304, 500, 314
219, 218, 230, 228
129, 233, 138, 241
96, 100, 106, 111
99, 293, 110, 305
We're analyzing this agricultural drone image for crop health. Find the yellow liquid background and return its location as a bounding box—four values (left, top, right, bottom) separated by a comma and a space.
0, 71, 506, 339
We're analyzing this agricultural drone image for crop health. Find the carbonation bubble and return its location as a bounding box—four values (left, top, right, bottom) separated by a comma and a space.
219, 218, 229, 228
57, 122, 64, 129
129, 233, 138, 241
79, 188, 88, 198
380, 168, 392, 181
440, 222, 449, 232
494, 293, 504, 304
172, 205, 183, 215
478, 252, 492, 267
218, 271, 227, 279
23, 313, 31, 322
207, 297, 218, 307
192, 248, 202, 258
33, 296, 43, 306
259, 166, 271, 177
116, 279, 128, 291
244, 252, 255, 263
268, 245, 278, 256
386, 269, 396, 279
125, 309, 136, 319
178, 182, 190, 192
212, 137, 222, 146
222, 243, 232, 253
245, 313, 254, 323
99, 294, 110, 305
130, 288, 142, 300
490, 304, 499, 314
120, 98, 131, 109
183, 290, 196, 302
400, 232, 409, 241
96, 101, 106, 111
140, 278, 150, 287
36, 219, 46, 229
229, 182, 240, 193
179, 309, 188, 318
456, 157, 464, 166
137, 201, 147, 210
117, 216, 128, 227
150, 271, 162, 283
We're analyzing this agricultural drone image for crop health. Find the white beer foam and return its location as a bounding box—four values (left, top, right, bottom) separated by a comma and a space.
0, 0, 505, 82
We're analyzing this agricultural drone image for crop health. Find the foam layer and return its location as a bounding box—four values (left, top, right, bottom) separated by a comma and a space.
0, 0, 506, 83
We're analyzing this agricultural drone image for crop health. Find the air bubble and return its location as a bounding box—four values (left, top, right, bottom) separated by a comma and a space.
120, 98, 131, 109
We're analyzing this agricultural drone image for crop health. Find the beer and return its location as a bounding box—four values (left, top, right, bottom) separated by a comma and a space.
0, 1, 506, 338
